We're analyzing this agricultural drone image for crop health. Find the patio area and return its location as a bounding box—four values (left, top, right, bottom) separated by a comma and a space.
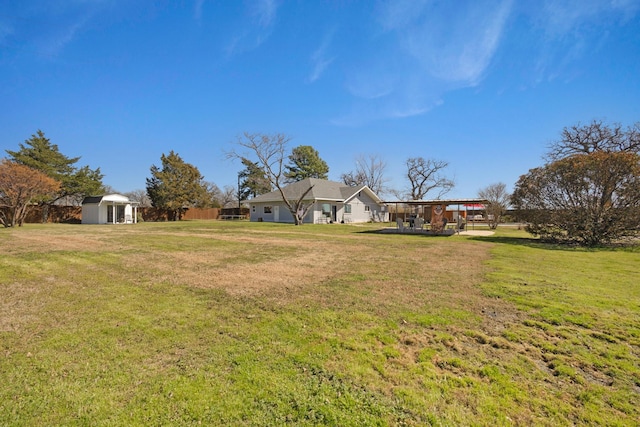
381, 198, 490, 236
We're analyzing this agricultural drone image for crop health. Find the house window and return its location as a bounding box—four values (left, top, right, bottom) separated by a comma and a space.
344, 204, 352, 214
365, 205, 370, 212
321, 203, 331, 217
264, 206, 272, 214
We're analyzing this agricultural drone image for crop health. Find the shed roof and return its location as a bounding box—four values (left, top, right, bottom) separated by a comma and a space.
81, 194, 136, 205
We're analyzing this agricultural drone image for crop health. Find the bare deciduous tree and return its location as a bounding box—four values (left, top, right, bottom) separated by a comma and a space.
547, 120, 640, 161
125, 189, 152, 207
478, 182, 510, 229
228, 133, 314, 225
200, 181, 222, 208
405, 157, 454, 200
340, 154, 389, 196
221, 185, 238, 208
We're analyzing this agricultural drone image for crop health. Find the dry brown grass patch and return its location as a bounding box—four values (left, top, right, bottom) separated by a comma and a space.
123, 235, 350, 297
6, 231, 107, 253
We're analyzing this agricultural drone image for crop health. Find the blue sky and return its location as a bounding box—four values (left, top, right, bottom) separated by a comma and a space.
1, 0, 639, 199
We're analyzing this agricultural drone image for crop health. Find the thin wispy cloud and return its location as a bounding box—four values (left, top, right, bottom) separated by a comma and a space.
527, 0, 640, 84
194, 0, 205, 23
251, 0, 278, 28
225, 0, 280, 57
307, 29, 335, 83
377, 0, 430, 32
0, 22, 13, 44
539, 0, 640, 38
382, 0, 513, 86
2, 2, 109, 58
330, 98, 432, 127
40, 15, 91, 57
334, 0, 639, 126
335, 63, 445, 126
343, 52, 406, 101
334, 0, 513, 125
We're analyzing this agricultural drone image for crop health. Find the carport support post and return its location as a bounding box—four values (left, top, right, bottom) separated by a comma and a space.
112, 204, 116, 224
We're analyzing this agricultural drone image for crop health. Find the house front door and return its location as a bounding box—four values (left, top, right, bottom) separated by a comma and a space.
274, 205, 279, 222
331, 205, 337, 222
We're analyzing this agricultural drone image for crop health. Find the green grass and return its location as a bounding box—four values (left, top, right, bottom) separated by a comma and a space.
479, 233, 640, 425
1, 221, 638, 425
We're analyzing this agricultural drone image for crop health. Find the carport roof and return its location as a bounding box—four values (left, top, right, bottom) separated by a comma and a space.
383, 198, 488, 206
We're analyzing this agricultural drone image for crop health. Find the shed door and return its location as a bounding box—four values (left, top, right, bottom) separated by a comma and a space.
273, 206, 279, 222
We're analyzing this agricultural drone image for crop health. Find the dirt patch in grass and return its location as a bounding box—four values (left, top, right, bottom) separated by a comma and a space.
6, 231, 107, 253
2, 227, 522, 334
118, 230, 522, 328
2, 224, 149, 256
123, 234, 349, 297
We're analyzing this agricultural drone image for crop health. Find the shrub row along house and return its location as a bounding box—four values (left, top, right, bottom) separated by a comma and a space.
248, 178, 388, 224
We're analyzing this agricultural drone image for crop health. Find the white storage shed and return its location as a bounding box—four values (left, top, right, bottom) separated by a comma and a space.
81, 194, 139, 224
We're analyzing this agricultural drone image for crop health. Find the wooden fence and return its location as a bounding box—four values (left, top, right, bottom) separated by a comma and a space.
19, 206, 246, 223
24, 206, 82, 224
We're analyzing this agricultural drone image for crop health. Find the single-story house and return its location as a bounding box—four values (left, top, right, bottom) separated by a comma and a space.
248, 178, 388, 224
81, 194, 139, 224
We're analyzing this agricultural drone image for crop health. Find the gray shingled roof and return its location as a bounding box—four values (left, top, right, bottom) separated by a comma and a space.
249, 178, 373, 203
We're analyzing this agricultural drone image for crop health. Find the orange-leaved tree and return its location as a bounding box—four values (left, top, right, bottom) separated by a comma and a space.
0, 159, 61, 227
512, 120, 640, 245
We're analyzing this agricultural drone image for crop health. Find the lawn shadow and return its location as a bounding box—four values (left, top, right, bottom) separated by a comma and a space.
467, 235, 638, 252
357, 228, 455, 238
467, 235, 541, 247
358, 227, 639, 252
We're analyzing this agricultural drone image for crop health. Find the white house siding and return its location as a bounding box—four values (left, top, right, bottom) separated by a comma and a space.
251, 202, 285, 223
250, 201, 322, 224
247, 179, 387, 224
343, 192, 388, 223
81, 205, 100, 224
251, 202, 273, 222
250, 198, 387, 224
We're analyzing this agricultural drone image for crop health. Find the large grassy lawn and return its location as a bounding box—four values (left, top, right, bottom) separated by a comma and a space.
1, 221, 638, 425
